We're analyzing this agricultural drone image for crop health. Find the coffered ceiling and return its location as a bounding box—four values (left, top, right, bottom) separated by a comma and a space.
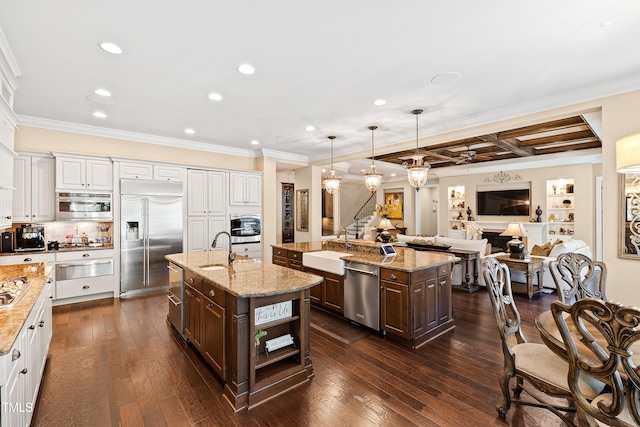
374, 115, 602, 169
0, 1, 639, 168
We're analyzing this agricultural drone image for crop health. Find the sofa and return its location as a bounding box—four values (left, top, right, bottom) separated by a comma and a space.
397, 234, 592, 290
396, 234, 494, 286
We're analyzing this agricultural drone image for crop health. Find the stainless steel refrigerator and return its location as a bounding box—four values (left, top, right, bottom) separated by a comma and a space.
120, 179, 183, 294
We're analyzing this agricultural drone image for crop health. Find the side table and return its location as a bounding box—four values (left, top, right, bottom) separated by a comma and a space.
495, 255, 544, 299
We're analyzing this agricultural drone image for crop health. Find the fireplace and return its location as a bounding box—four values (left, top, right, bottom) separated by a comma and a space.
482, 231, 512, 253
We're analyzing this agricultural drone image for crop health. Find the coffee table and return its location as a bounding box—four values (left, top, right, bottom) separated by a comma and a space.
495, 255, 544, 299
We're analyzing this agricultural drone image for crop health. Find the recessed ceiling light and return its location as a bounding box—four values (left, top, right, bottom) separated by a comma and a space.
238, 64, 255, 75
185, 128, 195, 134
373, 99, 386, 106
390, 173, 397, 177
93, 111, 107, 118
208, 92, 223, 101
99, 42, 123, 55
431, 71, 461, 86
305, 126, 315, 131
250, 140, 260, 145
321, 168, 327, 173
94, 88, 111, 97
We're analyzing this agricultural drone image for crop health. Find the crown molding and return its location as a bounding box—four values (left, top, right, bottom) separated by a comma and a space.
18, 115, 258, 158
0, 26, 21, 89
257, 148, 309, 163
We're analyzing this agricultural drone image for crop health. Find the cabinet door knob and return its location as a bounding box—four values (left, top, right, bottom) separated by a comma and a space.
5, 216, 10, 220
189, 278, 194, 284
20, 368, 28, 374
39, 320, 45, 327
24, 258, 32, 262
209, 290, 215, 297
390, 274, 397, 280
207, 303, 214, 308
82, 285, 90, 289
29, 325, 35, 330
12, 349, 20, 361
83, 253, 90, 257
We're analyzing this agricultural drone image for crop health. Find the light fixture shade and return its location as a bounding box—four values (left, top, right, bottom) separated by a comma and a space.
617, 133, 640, 173
323, 170, 341, 194
323, 135, 341, 194
402, 109, 430, 188
500, 222, 526, 238
363, 126, 383, 192
377, 218, 395, 230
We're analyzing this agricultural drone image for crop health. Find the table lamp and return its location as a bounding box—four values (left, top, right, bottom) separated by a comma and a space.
500, 223, 526, 259
377, 218, 395, 243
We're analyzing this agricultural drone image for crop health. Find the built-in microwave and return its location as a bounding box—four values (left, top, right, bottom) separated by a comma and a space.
56, 192, 113, 220
230, 214, 261, 243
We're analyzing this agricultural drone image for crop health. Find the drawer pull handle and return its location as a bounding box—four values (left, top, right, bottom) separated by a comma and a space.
39, 320, 45, 327
390, 274, 397, 280
209, 290, 215, 297
83, 253, 90, 257
82, 285, 90, 289
12, 349, 20, 361
29, 325, 35, 330
207, 303, 214, 308
189, 278, 194, 284
20, 368, 28, 375
24, 258, 32, 262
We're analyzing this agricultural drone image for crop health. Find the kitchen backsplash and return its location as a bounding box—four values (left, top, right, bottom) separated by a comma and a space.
11, 221, 113, 246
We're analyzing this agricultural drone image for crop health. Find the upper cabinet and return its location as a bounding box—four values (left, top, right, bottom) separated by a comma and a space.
229, 172, 261, 206
119, 161, 185, 182
187, 170, 226, 217
13, 154, 55, 222
0, 45, 20, 229
55, 156, 112, 191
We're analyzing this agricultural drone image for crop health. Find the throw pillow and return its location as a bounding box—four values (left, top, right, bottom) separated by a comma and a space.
530, 244, 549, 256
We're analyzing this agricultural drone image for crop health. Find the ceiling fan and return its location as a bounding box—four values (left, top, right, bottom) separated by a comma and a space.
454, 149, 491, 164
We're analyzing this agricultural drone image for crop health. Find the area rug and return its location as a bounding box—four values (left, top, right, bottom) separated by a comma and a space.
310, 307, 370, 345
32, 345, 119, 427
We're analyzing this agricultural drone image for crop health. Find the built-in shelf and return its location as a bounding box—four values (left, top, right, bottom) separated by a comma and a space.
547, 179, 575, 241
256, 347, 300, 370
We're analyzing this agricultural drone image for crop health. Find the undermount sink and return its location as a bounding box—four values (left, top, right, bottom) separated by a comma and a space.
302, 250, 353, 275
200, 264, 228, 271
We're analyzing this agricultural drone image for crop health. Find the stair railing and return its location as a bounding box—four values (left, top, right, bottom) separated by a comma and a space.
352, 192, 378, 239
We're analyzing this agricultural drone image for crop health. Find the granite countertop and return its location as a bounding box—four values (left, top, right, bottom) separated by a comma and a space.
271, 241, 327, 252
0, 244, 114, 257
344, 247, 459, 272
165, 251, 323, 298
0, 263, 53, 356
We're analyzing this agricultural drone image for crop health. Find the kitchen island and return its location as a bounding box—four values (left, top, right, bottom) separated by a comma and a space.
272, 241, 460, 349
165, 251, 322, 411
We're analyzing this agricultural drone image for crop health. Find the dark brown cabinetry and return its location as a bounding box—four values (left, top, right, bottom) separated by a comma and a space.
272, 248, 303, 270
304, 266, 344, 314
380, 263, 453, 348
282, 183, 294, 243
183, 271, 226, 379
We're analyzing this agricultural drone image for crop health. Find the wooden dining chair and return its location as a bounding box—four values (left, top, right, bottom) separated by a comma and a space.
550, 252, 607, 304
483, 256, 588, 423
551, 298, 640, 426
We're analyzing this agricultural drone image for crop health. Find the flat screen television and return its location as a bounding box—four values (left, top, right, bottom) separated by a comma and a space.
477, 189, 530, 216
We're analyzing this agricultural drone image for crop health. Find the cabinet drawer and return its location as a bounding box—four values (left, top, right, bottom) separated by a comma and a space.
55, 249, 114, 261
380, 268, 407, 284
272, 255, 288, 267
120, 162, 153, 180
288, 250, 302, 261
56, 275, 113, 299
184, 271, 204, 292
437, 263, 451, 278
203, 280, 225, 306
289, 260, 304, 271
0, 253, 55, 266
272, 247, 287, 258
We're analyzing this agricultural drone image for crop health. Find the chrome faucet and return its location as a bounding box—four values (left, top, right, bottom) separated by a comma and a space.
212, 231, 235, 265
341, 227, 352, 250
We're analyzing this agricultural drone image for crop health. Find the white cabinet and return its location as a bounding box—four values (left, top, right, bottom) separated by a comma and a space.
187, 170, 226, 216
233, 242, 262, 260
0, 252, 55, 267
119, 161, 185, 182
546, 179, 575, 242
0, 188, 12, 229
229, 172, 261, 206
187, 216, 226, 252
54, 249, 114, 302
56, 156, 112, 191
13, 155, 55, 222
0, 145, 15, 229
0, 277, 53, 427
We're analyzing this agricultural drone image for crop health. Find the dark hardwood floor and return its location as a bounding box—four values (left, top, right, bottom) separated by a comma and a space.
32, 288, 568, 427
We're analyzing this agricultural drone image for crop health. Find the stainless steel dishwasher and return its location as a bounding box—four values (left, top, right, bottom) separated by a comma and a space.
344, 261, 380, 331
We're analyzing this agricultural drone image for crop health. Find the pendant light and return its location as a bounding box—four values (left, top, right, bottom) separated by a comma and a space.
402, 109, 430, 188
363, 125, 383, 193
323, 136, 341, 194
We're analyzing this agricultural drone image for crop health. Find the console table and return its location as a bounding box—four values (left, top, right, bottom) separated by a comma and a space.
495, 255, 544, 299
408, 245, 480, 293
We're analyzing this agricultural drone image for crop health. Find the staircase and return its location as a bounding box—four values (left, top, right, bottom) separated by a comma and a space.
341, 193, 378, 239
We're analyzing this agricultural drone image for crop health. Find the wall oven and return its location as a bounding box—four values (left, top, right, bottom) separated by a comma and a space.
56, 192, 113, 220
230, 214, 261, 244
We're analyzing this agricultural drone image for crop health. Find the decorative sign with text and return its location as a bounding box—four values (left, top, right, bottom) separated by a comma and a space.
254, 301, 292, 326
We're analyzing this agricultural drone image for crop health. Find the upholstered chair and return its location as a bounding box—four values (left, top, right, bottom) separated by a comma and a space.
551, 298, 639, 426
550, 253, 607, 304
483, 257, 601, 423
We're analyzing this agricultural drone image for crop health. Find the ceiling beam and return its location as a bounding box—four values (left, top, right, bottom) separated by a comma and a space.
477, 134, 535, 156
